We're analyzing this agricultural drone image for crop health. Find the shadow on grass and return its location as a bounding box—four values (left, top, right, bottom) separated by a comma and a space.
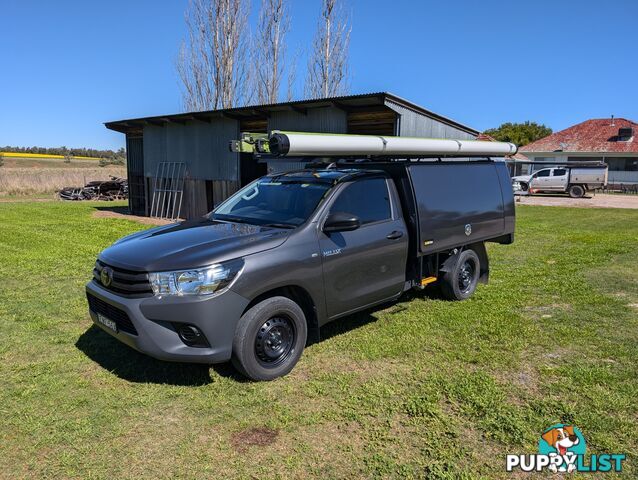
318, 287, 441, 342
77, 288, 441, 384
92, 205, 130, 215
76, 325, 213, 386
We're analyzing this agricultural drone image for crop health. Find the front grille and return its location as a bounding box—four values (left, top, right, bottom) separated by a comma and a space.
93, 260, 153, 297
87, 293, 138, 335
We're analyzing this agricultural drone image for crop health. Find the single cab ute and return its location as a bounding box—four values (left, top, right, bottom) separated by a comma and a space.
86, 132, 516, 381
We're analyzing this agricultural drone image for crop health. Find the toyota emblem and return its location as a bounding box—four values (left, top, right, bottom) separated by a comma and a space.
100, 266, 113, 287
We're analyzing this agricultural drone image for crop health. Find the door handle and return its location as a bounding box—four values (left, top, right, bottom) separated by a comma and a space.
386, 230, 403, 240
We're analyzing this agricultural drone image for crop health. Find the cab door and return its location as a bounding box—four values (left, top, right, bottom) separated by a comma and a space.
319, 177, 408, 318
530, 168, 551, 190
550, 168, 568, 191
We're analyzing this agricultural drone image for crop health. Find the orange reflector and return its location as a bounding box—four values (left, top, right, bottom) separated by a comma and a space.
421, 276, 437, 286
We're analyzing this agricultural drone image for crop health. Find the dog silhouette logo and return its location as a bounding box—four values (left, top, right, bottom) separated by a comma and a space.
507, 423, 624, 473
538, 424, 586, 473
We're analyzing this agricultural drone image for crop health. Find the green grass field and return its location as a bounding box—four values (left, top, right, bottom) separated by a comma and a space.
0, 201, 636, 479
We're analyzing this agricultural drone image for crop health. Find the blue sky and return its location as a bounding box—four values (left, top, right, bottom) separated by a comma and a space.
1, 0, 637, 150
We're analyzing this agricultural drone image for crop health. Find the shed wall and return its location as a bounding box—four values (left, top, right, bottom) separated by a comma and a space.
125, 135, 146, 215
267, 107, 348, 133
386, 101, 476, 140
143, 117, 239, 180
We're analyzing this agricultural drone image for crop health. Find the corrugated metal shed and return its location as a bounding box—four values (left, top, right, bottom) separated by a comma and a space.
143, 117, 239, 180
106, 92, 479, 218
386, 100, 475, 140
268, 107, 347, 133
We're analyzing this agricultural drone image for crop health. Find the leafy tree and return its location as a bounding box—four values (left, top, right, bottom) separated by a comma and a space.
483, 121, 552, 147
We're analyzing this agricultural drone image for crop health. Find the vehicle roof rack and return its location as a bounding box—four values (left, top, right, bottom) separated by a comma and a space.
300, 157, 502, 169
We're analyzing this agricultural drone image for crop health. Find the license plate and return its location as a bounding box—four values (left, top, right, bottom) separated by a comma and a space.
96, 312, 118, 333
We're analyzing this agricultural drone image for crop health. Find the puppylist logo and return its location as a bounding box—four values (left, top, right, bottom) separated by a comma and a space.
506, 423, 625, 473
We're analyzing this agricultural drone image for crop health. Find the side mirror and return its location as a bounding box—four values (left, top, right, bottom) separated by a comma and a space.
323, 212, 360, 233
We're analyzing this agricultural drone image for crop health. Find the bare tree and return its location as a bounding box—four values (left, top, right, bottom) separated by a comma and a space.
177, 0, 251, 111
285, 49, 300, 101
253, 0, 292, 104
305, 0, 351, 99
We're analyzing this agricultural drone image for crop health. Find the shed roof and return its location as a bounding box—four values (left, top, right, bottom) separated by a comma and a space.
105, 92, 478, 136
520, 118, 638, 154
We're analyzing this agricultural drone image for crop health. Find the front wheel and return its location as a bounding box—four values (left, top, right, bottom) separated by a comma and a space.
232, 296, 307, 381
440, 249, 481, 301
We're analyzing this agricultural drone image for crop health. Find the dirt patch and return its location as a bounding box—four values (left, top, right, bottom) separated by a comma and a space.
231, 427, 279, 453
515, 193, 638, 209
92, 209, 174, 226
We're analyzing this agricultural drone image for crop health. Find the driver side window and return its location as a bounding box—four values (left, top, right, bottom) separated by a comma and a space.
330, 178, 391, 225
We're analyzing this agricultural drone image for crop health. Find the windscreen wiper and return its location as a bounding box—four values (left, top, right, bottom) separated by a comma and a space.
213, 215, 252, 224
263, 222, 295, 229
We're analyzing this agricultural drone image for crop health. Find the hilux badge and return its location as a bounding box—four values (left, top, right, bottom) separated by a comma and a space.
100, 266, 113, 287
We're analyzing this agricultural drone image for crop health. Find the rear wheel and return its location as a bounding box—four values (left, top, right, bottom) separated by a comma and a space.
440, 249, 481, 301
232, 296, 307, 381
569, 184, 585, 198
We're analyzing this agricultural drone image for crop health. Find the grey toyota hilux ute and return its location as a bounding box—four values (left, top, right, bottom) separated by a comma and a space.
86, 141, 515, 381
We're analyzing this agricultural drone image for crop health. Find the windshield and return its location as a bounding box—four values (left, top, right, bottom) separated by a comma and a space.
212, 178, 333, 227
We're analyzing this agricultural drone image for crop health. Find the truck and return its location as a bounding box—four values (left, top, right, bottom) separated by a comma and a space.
511, 163, 608, 198
86, 132, 516, 381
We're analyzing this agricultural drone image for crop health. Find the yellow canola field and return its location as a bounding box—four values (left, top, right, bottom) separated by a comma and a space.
0, 152, 100, 160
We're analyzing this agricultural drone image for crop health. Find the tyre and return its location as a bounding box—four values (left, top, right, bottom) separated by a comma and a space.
520, 182, 529, 192
232, 296, 307, 381
440, 249, 481, 301
569, 184, 585, 198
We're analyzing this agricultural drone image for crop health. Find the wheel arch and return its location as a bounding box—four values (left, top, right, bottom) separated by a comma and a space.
438, 242, 489, 284
241, 285, 320, 345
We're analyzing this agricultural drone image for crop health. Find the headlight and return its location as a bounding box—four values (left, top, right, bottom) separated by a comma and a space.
148, 259, 243, 297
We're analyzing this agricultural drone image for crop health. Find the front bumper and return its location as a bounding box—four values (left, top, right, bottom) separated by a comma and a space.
85, 280, 250, 364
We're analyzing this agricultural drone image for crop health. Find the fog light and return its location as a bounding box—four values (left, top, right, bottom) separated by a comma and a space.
175, 324, 210, 348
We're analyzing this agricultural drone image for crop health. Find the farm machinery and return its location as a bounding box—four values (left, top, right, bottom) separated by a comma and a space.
58, 176, 128, 201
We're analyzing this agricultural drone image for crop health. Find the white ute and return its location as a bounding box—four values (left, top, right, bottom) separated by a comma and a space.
512, 164, 608, 198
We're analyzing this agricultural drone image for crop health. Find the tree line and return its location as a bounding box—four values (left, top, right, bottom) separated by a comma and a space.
483, 121, 552, 147
0, 146, 126, 160
177, 0, 351, 111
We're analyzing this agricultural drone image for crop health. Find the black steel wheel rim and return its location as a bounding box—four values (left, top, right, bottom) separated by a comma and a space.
458, 259, 476, 293
255, 316, 295, 367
